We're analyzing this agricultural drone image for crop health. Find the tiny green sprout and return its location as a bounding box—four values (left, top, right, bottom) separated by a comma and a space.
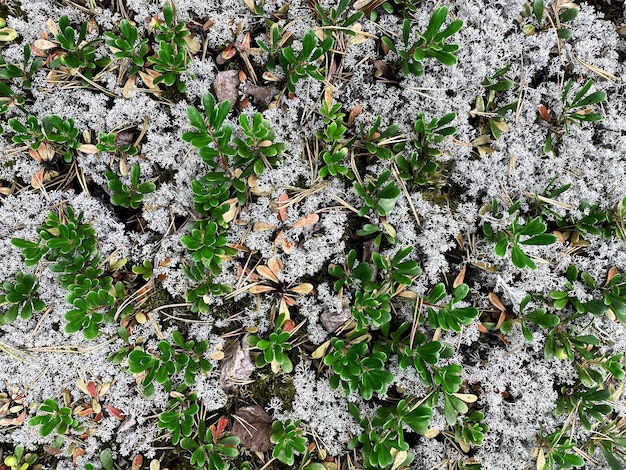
132, 260, 154, 281
354, 170, 401, 217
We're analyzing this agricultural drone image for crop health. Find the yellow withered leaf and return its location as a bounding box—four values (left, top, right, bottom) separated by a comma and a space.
311, 340, 331, 359
78, 144, 99, 154
452, 393, 478, 403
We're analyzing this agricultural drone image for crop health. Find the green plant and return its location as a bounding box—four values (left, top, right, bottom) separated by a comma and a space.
105, 164, 156, 209
153, 3, 190, 50
148, 40, 187, 92
328, 248, 375, 292
183, 93, 235, 171
158, 387, 199, 445
454, 411, 489, 450
381, 8, 463, 77
324, 338, 394, 399
543, 78, 606, 155
520, 0, 579, 39
354, 169, 401, 218
555, 385, 613, 431
316, 95, 354, 179
537, 429, 585, 469
395, 111, 455, 188
483, 200, 558, 269
315, 0, 364, 31
423, 283, 479, 332
359, 116, 401, 161
104, 19, 149, 76
64, 269, 124, 340
180, 417, 239, 470
273, 29, 333, 94
181, 219, 237, 279
587, 420, 626, 470
127, 332, 212, 396
348, 399, 431, 469
11, 206, 98, 275
132, 259, 153, 281
0, 272, 45, 324
247, 315, 294, 373
96, 131, 139, 156
9, 114, 81, 163
2, 445, 38, 470
232, 112, 285, 177
270, 419, 308, 466
50, 16, 107, 73
28, 398, 83, 437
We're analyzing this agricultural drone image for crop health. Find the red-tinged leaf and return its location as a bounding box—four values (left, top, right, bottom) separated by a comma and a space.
248, 284, 276, 294
282, 238, 293, 254
291, 213, 319, 229
105, 405, 125, 419
216, 416, 228, 439
477, 323, 489, 333
131, 454, 143, 470
282, 319, 295, 332
14, 410, 26, 425
72, 447, 84, 467
606, 266, 619, 286
538, 104, 551, 122
94, 412, 103, 422
278, 193, 289, 222
87, 381, 98, 399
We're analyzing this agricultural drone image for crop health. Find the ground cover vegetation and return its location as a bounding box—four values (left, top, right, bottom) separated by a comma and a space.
0, 0, 625, 468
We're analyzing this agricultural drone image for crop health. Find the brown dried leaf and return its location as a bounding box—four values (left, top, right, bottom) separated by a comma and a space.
247, 284, 276, 294
138, 69, 161, 91
231, 406, 273, 452
123, 75, 136, 99
253, 221, 277, 231
34, 39, 57, 50
453, 264, 466, 288
268, 257, 283, 274
213, 70, 240, 104
243, 82, 279, 106
289, 283, 314, 295
488, 292, 506, 312
311, 340, 331, 359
